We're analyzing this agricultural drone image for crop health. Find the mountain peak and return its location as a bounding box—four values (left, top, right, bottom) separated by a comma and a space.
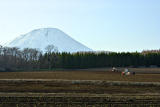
26, 28, 63, 37
32, 28, 61, 32
6, 28, 93, 53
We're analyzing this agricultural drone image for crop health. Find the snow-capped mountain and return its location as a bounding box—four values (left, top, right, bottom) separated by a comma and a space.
6, 28, 93, 53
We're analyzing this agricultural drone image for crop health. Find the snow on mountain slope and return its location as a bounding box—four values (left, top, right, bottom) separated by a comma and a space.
6, 28, 93, 53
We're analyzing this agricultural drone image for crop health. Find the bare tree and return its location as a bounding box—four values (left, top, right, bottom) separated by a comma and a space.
45, 44, 58, 53
45, 45, 58, 70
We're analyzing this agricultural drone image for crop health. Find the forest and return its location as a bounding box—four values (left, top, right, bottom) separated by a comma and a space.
0, 45, 160, 71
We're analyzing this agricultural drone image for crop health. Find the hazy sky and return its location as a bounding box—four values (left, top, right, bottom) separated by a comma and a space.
0, 0, 159, 52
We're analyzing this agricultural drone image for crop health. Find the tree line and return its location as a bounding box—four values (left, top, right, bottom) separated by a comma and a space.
0, 45, 160, 71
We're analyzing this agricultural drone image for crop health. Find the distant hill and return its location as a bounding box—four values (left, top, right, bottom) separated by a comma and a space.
6, 28, 93, 53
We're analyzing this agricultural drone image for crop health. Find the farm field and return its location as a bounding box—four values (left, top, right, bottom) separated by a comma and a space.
0, 68, 160, 106
0, 68, 160, 82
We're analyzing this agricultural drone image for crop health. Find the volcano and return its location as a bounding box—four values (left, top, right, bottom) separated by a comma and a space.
6, 28, 93, 53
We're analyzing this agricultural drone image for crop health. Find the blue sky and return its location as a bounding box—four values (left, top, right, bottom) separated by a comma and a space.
0, 0, 159, 52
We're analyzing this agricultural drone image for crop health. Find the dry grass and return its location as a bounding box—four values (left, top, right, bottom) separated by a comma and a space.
0, 79, 160, 94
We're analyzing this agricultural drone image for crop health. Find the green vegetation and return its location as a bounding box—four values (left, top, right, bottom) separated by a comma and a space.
0, 46, 160, 71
